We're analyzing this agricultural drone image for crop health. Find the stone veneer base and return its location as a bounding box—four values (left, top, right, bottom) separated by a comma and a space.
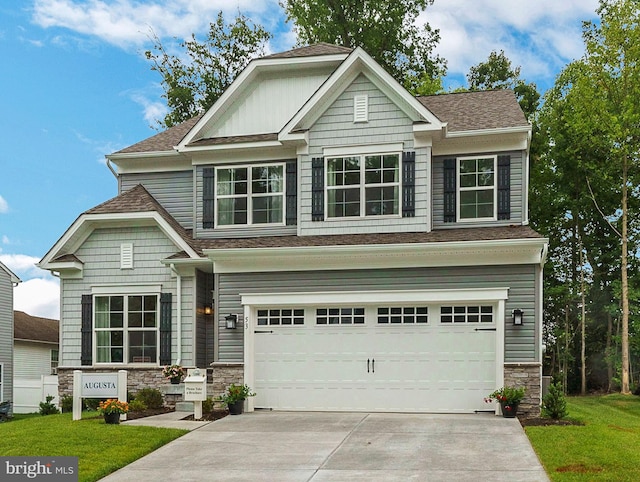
503, 362, 542, 417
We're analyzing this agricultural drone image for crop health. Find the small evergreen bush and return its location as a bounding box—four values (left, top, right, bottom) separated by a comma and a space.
84, 398, 102, 411
542, 381, 568, 419
60, 395, 73, 413
128, 399, 147, 412
202, 397, 215, 413
135, 388, 164, 409
39, 395, 60, 415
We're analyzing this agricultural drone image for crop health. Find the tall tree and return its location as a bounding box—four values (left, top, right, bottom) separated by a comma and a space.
538, 0, 640, 394
145, 11, 271, 128
281, 0, 447, 95
466, 50, 540, 120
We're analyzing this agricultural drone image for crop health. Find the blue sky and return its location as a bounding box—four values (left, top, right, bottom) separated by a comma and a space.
0, 0, 599, 319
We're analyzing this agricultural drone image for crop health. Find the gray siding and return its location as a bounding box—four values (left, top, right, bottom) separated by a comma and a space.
0, 269, 13, 403
432, 151, 525, 227
300, 74, 430, 235
60, 226, 196, 367
119, 171, 194, 229
194, 164, 297, 239
216, 264, 538, 362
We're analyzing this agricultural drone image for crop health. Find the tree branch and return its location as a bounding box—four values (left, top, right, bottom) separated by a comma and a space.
586, 176, 622, 238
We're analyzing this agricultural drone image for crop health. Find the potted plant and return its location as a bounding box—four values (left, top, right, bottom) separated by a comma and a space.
98, 399, 129, 424
162, 364, 185, 384
485, 386, 525, 418
219, 383, 256, 415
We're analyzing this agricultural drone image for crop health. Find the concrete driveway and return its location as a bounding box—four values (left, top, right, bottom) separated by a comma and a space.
101, 411, 549, 481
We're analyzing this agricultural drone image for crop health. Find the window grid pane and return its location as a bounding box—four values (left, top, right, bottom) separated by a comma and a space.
316, 307, 365, 325
458, 157, 495, 220
377, 307, 428, 324
440, 306, 494, 324
257, 308, 305, 326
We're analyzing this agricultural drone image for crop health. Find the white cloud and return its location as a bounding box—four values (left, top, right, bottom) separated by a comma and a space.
0, 253, 60, 319
32, 0, 279, 49
129, 91, 168, 127
14, 277, 60, 320
0, 195, 8, 213
2, 235, 10, 245
424, 0, 599, 88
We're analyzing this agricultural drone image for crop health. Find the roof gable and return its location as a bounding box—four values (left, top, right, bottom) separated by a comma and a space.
0, 260, 20, 284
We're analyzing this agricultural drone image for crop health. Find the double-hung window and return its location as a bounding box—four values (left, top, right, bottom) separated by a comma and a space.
94, 295, 158, 364
458, 155, 496, 220
326, 153, 400, 218
216, 164, 284, 226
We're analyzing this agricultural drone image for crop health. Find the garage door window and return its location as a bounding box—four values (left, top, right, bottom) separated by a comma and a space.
377, 307, 428, 324
440, 305, 493, 323
316, 308, 365, 325
257, 309, 305, 326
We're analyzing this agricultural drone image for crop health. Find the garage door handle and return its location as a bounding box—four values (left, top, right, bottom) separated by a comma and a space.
475, 328, 496, 331
367, 358, 370, 373
254, 330, 274, 334
372, 358, 375, 373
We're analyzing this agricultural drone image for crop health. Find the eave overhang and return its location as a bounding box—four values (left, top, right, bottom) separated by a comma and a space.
204, 237, 549, 274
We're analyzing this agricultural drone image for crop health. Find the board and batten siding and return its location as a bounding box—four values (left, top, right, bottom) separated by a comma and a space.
60, 226, 196, 367
0, 270, 13, 402
432, 151, 525, 227
119, 171, 194, 230
216, 264, 538, 363
300, 73, 429, 236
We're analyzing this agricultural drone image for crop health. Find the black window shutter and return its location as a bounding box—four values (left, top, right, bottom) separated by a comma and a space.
203, 167, 215, 229
159, 293, 172, 366
286, 161, 297, 225
402, 151, 416, 218
443, 158, 456, 223
497, 155, 511, 220
311, 157, 324, 221
81, 294, 92, 366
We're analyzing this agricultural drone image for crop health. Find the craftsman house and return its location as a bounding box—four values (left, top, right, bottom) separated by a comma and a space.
0, 261, 20, 408
39, 44, 547, 415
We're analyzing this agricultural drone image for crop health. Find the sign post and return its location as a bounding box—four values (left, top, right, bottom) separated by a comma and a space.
183, 368, 207, 419
72, 370, 127, 421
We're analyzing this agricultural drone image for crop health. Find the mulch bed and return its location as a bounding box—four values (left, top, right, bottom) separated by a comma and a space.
126, 406, 175, 421
182, 409, 229, 422
519, 416, 584, 427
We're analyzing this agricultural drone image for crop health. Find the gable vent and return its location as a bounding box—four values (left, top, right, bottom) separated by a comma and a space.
120, 243, 133, 269
354, 94, 368, 123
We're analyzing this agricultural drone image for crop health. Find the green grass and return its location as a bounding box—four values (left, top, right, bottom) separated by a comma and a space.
0, 412, 188, 482
525, 394, 640, 481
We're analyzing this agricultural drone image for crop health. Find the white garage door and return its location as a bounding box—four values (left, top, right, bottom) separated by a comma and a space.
253, 304, 496, 413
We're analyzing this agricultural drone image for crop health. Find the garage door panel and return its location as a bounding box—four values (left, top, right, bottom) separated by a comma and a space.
254, 305, 497, 413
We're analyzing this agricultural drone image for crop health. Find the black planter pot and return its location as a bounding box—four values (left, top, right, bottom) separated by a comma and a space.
104, 412, 120, 424
170, 378, 181, 385
500, 402, 519, 418
228, 400, 244, 415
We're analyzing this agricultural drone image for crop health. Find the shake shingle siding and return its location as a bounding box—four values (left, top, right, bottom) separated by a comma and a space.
60, 226, 195, 366
216, 264, 538, 362
119, 171, 194, 229
301, 74, 429, 235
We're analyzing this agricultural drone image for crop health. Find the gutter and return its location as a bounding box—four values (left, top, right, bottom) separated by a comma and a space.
169, 263, 182, 365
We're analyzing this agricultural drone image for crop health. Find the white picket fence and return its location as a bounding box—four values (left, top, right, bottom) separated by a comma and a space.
13, 375, 59, 413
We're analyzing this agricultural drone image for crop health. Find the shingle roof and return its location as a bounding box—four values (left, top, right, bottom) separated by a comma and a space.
14, 311, 59, 344
85, 184, 202, 255
187, 133, 278, 148
418, 90, 528, 132
263, 42, 352, 59
112, 114, 203, 155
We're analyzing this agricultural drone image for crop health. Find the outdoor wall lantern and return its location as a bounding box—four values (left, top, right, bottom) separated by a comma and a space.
225, 314, 238, 330
204, 305, 213, 316
512, 309, 524, 326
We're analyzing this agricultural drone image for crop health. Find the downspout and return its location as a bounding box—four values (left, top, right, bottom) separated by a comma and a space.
106, 158, 119, 179
170, 263, 182, 365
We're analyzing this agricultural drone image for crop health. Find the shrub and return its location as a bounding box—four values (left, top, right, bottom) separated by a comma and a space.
39, 395, 60, 416
202, 397, 215, 413
128, 399, 148, 412
84, 398, 101, 411
135, 388, 164, 409
542, 381, 568, 419
60, 395, 73, 413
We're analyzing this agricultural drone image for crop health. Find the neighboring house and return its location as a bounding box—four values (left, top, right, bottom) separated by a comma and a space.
39, 44, 548, 415
13, 311, 59, 413
0, 261, 20, 409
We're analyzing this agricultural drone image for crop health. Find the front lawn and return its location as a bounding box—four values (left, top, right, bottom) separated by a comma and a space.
525, 394, 640, 481
0, 412, 187, 482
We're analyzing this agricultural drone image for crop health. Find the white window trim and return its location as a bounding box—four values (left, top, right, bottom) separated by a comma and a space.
456, 155, 498, 222
214, 163, 286, 228
325, 152, 402, 219
93, 293, 160, 366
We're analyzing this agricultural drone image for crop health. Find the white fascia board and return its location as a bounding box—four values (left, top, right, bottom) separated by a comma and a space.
445, 125, 531, 138
279, 48, 443, 141
106, 152, 192, 175
39, 212, 199, 269
241, 287, 510, 307
432, 132, 529, 157
179, 54, 348, 150
0, 261, 21, 284
190, 145, 298, 165
181, 139, 283, 156
205, 237, 549, 274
